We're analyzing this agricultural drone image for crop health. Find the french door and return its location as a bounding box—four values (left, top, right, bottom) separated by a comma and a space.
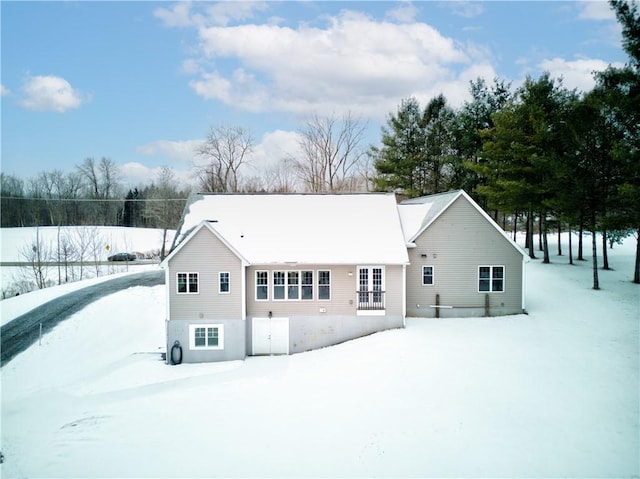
357, 266, 384, 310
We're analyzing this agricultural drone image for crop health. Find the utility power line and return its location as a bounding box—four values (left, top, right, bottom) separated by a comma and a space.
0, 196, 188, 202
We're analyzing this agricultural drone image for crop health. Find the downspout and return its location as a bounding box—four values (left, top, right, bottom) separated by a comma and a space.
163, 263, 171, 364
241, 262, 247, 321
402, 263, 407, 327
521, 257, 527, 313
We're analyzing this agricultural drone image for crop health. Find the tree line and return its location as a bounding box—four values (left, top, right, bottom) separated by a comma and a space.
371, 0, 639, 287
2, 0, 637, 288
1, 158, 191, 230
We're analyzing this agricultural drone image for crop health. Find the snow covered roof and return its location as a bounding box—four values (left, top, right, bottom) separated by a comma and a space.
170, 193, 409, 265
398, 190, 461, 243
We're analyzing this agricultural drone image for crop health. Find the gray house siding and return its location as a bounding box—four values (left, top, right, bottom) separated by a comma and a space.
286, 314, 404, 353
246, 264, 405, 355
405, 196, 524, 318
246, 264, 404, 318
165, 227, 245, 363
167, 319, 246, 362
167, 227, 244, 321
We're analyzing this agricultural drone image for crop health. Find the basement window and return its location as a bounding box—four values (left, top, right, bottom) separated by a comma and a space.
189, 324, 224, 350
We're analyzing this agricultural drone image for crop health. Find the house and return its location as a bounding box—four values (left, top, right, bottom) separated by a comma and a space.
399, 190, 528, 318
161, 190, 527, 363
161, 193, 410, 363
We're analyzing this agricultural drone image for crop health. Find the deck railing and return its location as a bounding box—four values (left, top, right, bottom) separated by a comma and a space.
356, 290, 385, 310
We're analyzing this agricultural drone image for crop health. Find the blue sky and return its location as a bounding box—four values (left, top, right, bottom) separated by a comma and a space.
1, 1, 627, 188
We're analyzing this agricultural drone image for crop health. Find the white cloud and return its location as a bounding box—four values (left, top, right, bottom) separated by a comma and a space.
136, 139, 202, 164
577, 1, 615, 21
385, 2, 419, 23
0, 84, 9, 96
154, 1, 204, 28
185, 9, 482, 118
120, 162, 193, 189
443, 1, 485, 18
247, 129, 302, 169
538, 57, 625, 92
203, 1, 268, 27
134, 131, 301, 185
155, 1, 267, 28
20, 75, 89, 112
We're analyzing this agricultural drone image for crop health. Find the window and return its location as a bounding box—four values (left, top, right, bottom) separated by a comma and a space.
219, 272, 230, 294
479, 266, 504, 292
318, 270, 331, 300
301, 271, 314, 300
287, 271, 299, 300
358, 266, 384, 309
189, 324, 224, 350
273, 271, 285, 300
256, 271, 268, 300
273, 270, 314, 301
177, 272, 198, 294
422, 266, 434, 285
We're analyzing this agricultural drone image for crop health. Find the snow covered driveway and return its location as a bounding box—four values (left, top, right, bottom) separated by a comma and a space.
0, 270, 163, 365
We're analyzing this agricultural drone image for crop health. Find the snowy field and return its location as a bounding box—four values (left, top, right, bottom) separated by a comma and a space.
0, 226, 173, 298
1, 233, 638, 478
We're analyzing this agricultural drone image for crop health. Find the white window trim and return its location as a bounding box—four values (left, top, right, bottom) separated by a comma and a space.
318, 269, 331, 301
256, 270, 269, 301
177, 272, 199, 294
219, 272, 230, 294
273, 270, 315, 301
273, 271, 286, 301
357, 266, 385, 292
287, 271, 300, 301
478, 265, 505, 293
188, 324, 224, 350
301, 270, 314, 301
422, 265, 434, 286
356, 265, 386, 312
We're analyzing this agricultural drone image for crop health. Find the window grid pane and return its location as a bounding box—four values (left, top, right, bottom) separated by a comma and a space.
479, 266, 504, 292
493, 267, 504, 292
219, 272, 229, 293
188, 273, 198, 293
287, 271, 299, 300
177, 273, 187, 293
194, 327, 206, 347
372, 268, 383, 303
359, 269, 368, 304
319, 270, 330, 300
256, 271, 268, 300
423, 266, 433, 285
207, 327, 219, 347
274, 271, 285, 300
301, 271, 313, 300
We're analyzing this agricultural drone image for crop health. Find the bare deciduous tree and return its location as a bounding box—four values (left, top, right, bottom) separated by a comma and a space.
19, 227, 52, 290
195, 125, 254, 192
143, 167, 187, 260
77, 157, 121, 224
291, 112, 368, 192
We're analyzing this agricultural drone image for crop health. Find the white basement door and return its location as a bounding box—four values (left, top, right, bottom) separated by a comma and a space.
252, 317, 289, 355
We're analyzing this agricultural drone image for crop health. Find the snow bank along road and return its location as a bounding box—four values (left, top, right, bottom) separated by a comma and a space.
0, 270, 164, 366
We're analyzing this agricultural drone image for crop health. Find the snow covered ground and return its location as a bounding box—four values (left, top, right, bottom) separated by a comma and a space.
1, 233, 638, 478
0, 226, 173, 298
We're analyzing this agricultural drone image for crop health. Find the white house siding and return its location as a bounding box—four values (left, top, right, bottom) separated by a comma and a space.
166, 227, 245, 363
405, 196, 524, 318
246, 264, 405, 354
